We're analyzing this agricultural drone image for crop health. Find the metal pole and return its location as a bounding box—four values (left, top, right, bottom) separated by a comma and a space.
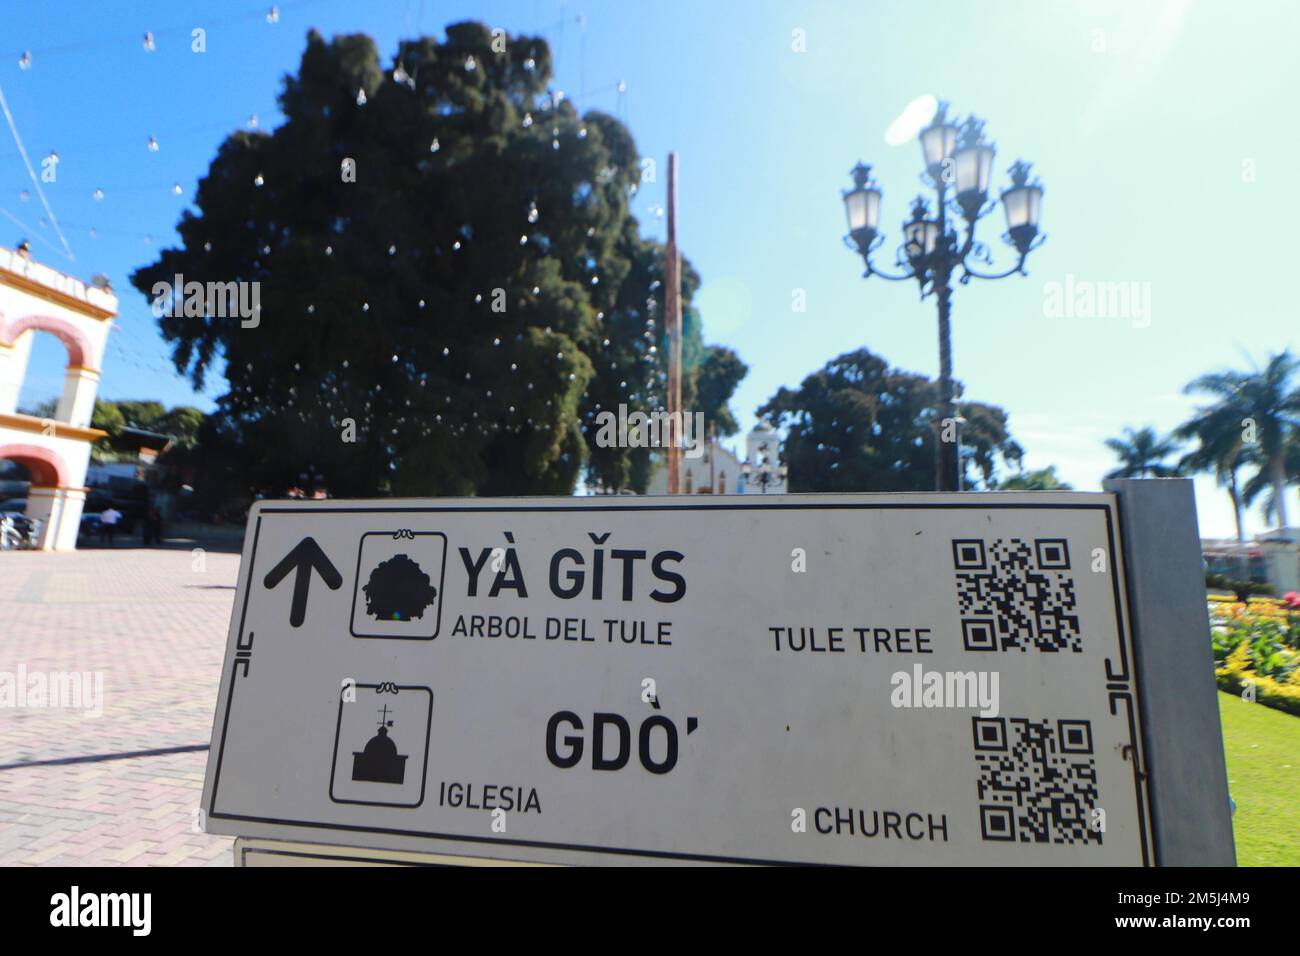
665, 153, 682, 495
934, 180, 957, 494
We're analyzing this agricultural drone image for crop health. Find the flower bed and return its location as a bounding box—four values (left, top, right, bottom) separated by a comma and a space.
1209, 593, 1300, 717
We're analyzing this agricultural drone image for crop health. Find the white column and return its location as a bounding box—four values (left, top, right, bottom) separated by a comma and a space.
0, 334, 36, 414
56, 366, 100, 427
25, 486, 86, 551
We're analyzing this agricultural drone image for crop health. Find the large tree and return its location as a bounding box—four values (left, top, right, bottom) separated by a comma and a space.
1181, 351, 1300, 530
756, 348, 1022, 492
131, 23, 740, 498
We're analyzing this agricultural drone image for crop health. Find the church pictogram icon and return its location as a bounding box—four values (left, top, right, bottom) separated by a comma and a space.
330, 683, 433, 808
350, 531, 447, 640
351, 703, 409, 785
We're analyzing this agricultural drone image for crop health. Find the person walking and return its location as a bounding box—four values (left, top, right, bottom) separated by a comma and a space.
99, 506, 121, 547
142, 507, 163, 546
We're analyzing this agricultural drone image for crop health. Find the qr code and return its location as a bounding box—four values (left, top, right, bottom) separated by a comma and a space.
952, 537, 1081, 652
973, 716, 1101, 845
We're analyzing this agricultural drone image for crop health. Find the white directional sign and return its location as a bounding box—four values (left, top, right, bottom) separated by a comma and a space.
201, 493, 1153, 865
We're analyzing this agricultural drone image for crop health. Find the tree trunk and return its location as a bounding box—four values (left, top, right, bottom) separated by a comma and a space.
1230, 469, 1244, 543
1271, 454, 1290, 530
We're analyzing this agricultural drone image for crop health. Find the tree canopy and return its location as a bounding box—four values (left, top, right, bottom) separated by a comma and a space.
756, 348, 1022, 492
1102, 426, 1181, 480
992, 465, 1073, 491
131, 22, 741, 498
1179, 351, 1300, 529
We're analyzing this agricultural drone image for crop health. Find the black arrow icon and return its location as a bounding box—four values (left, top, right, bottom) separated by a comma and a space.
263, 537, 343, 627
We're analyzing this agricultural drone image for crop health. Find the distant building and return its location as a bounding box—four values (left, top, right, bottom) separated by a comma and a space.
644, 422, 788, 496
0, 245, 117, 549
1202, 530, 1300, 594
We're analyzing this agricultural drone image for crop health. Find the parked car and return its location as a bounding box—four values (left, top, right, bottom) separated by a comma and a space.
78, 512, 103, 541
84, 492, 144, 535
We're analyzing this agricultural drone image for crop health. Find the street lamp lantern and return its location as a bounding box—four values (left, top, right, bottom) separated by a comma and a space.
903, 196, 939, 263
842, 162, 882, 253
1001, 159, 1044, 254
742, 445, 786, 494
841, 100, 1045, 492
952, 117, 995, 221
919, 101, 959, 179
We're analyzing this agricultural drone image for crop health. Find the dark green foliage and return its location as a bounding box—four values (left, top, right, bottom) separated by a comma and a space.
130, 23, 741, 498
757, 348, 1021, 492
992, 465, 1072, 490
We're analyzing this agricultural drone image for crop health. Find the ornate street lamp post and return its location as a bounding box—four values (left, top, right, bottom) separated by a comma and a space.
742, 441, 787, 494
843, 101, 1045, 491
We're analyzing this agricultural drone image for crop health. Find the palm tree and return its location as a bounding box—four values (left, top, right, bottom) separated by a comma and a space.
1104, 427, 1182, 479
1240, 437, 1300, 530
1184, 351, 1300, 531
1175, 409, 1256, 543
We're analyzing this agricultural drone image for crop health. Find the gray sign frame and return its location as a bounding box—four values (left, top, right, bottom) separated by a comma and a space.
202, 482, 1234, 866
1103, 478, 1235, 865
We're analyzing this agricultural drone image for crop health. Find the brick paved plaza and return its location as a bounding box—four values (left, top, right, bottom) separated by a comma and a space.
0, 543, 242, 866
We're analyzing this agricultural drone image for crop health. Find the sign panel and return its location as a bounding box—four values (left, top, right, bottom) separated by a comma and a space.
201, 493, 1153, 865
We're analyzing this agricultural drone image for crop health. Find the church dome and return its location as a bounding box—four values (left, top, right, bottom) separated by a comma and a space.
363, 726, 398, 759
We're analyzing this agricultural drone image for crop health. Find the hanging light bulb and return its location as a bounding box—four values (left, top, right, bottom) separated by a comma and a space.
147, 136, 160, 152
267, 6, 280, 24
524, 57, 536, 71
522, 112, 533, 128
393, 62, 410, 86
430, 137, 440, 152
93, 187, 105, 200
18, 52, 32, 70
254, 172, 265, 187
143, 32, 155, 52
464, 55, 477, 71
527, 201, 539, 223
172, 183, 182, 195
356, 87, 367, 106
248, 113, 259, 129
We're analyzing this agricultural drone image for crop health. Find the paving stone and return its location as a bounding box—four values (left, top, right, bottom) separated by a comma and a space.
0, 548, 241, 866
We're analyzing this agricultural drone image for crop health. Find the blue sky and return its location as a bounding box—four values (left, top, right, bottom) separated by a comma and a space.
2, 0, 1296, 536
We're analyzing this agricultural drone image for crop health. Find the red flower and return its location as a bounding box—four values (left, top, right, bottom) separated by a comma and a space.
1283, 591, 1300, 609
